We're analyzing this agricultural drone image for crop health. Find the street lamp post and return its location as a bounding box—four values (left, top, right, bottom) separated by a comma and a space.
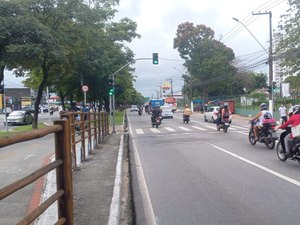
233, 15, 273, 112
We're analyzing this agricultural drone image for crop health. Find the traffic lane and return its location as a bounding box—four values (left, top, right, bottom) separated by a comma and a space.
0, 135, 54, 224
133, 132, 300, 225
169, 114, 300, 181
128, 111, 300, 182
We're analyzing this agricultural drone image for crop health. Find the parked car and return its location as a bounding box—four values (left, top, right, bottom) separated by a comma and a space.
130, 105, 139, 112
2, 107, 12, 115
4, 110, 33, 125
21, 106, 35, 113
204, 106, 232, 123
161, 105, 173, 118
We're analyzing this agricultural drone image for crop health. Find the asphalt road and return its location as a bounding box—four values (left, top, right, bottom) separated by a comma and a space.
128, 111, 300, 225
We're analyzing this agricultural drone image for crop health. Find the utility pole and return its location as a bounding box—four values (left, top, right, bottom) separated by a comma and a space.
252, 11, 273, 113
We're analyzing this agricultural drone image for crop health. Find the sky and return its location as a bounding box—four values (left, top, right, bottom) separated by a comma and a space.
113, 0, 290, 98
4, 0, 290, 99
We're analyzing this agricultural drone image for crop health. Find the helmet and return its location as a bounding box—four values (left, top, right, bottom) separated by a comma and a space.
260, 103, 268, 110
185, 104, 189, 108
293, 105, 300, 115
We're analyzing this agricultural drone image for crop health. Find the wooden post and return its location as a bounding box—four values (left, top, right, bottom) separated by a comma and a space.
54, 120, 74, 225
88, 113, 92, 154
93, 112, 97, 145
98, 112, 102, 143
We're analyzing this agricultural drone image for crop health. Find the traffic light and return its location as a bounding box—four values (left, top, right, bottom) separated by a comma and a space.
267, 86, 272, 93
152, 53, 159, 65
108, 87, 114, 96
108, 78, 113, 86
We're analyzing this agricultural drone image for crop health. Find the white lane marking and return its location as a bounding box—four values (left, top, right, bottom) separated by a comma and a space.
150, 128, 161, 133
205, 125, 217, 129
132, 137, 157, 225
164, 127, 176, 132
136, 129, 144, 134
24, 155, 35, 160
178, 126, 191, 131
230, 125, 249, 130
211, 144, 300, 187
233, 131, 248, 136
191, 126, 207, 131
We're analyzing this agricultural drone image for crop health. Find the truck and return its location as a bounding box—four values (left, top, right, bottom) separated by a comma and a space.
149, 99, 164, 111
164, 97, 177, 112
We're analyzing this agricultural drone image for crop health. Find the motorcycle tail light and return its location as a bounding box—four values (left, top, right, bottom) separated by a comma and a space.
271, 125, 276, 129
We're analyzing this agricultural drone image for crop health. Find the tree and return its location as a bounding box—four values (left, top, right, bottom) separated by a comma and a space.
174, 22, 236, 102
275, 0, 300, 76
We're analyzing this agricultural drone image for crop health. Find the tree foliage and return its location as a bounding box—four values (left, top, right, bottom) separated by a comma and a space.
275, 0, 300, 76
1, 0, 140, 128
174, 22, 236, 101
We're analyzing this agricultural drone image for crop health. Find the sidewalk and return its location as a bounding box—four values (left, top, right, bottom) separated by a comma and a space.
35, 126, 126, 225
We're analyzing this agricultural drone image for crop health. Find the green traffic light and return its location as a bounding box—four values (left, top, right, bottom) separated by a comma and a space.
109, 88, 114, 96
152, 53, 159, 65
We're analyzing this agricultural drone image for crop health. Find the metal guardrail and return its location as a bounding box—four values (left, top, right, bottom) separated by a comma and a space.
0, 111, 110, 225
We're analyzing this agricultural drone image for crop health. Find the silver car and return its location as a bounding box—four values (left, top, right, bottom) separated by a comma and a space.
4, 110, 33, 125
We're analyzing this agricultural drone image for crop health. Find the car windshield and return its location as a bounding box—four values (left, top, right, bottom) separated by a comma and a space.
10, 111, 25, 116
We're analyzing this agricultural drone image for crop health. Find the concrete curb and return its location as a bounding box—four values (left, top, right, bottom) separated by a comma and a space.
108, 134, 124, 225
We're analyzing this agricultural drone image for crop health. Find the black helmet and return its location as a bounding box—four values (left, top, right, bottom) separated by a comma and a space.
260, 103, 268, 110
293, 105, 300, 115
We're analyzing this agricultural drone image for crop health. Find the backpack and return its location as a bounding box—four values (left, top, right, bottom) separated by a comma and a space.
264, 111, 272, 119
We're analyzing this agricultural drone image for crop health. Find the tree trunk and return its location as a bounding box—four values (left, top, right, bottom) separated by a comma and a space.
0, 65, 5, 85
32, 61, 49, 129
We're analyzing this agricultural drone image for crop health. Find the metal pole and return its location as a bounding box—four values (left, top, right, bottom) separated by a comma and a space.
252, 11, 273, 112
84, 92, 86, 106
109, 94, 112, 131
112, 74, 116, 133
3, 79, 8, 132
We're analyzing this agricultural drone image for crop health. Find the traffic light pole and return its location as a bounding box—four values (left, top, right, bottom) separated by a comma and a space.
110, 58, 152, 133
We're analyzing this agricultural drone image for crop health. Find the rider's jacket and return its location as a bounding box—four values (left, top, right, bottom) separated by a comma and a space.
152, 108, 161, 117
183, 108, 192, 116
279, 114, 300, 138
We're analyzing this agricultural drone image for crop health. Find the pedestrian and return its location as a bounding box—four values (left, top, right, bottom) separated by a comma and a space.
278, 104, 287, 124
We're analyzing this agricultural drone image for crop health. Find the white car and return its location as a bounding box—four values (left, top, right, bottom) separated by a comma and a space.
204, 106, 219, 123
161, 105, 173, 118
204, 106, 232, 123
130, 105, 139, 112
4, 110, 33, 125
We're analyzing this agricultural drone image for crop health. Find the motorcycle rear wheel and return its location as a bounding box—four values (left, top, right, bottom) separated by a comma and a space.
248, 130, 256, 145
276, 142, 287, 161
223, 127, 228, 133
265, 132, 275, 150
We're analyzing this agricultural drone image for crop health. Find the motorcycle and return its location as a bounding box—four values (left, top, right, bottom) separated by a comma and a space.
152, 116, 162, 128
248, 119, 278, 149
217, 118, 230, 133
183, 114, 190, 123
276, 127, 300, 164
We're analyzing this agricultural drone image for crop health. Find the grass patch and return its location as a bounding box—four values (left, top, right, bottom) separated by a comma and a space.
0, 123, 47, 137
114, 111, 124, 125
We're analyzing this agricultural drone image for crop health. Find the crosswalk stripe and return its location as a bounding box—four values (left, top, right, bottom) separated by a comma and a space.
205, 125, 217, 129
149, 128, 161, 133
191, 126, 207, 131
178, 126, 191, 131
136, 129, 144, 134
164, 127, 176, 132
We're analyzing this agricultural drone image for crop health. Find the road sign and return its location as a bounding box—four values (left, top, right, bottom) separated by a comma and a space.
82, 85, 89, 92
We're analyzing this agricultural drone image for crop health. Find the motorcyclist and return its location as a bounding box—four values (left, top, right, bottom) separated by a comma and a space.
251, 103, 272, 141
183, 104, 192, 116
151, 105, 162, 124
278, 105, 300, 156
69, 102, 81, 121
221, 104, 231, 122
216, 104, 224, 127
